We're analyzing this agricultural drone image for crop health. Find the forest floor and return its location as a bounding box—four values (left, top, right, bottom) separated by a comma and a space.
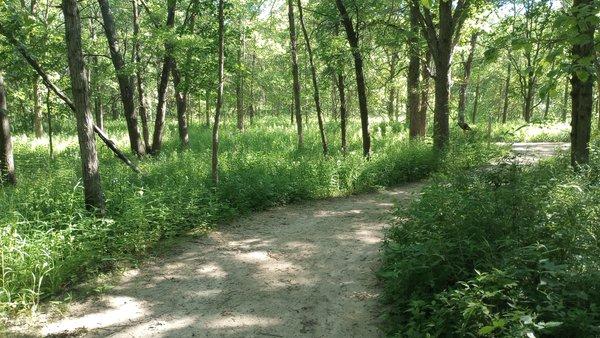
6, 143, 569, 338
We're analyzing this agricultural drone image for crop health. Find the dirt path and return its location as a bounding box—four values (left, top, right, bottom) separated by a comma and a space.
15, 183, 423, 338
8, 143, 569, 338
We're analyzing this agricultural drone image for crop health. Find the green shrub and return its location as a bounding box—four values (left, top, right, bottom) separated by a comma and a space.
380, 148, 600, 337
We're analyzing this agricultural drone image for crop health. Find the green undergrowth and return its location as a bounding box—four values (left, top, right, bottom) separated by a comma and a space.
380, 142, 600, 337
1, 116, 452, 319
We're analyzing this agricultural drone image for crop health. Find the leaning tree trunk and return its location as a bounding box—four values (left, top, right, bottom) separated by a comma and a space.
97, 0, 145, 156
570, 0, 596, 167
457, 32, 478, 124
287, 0, 303, 149
335, 0, 370, 157
0, 75, 16, 185
151, 0, 176, 155
407, 5, 421, 139
212, 0, 225, 184
297, 0, 328, 155
133, 0, 150, 150
62, 0, 105, 212
172, 62, 190, 148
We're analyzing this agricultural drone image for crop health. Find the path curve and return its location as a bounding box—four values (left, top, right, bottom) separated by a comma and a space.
21, 183, 424, 338
8, 142, 569, 338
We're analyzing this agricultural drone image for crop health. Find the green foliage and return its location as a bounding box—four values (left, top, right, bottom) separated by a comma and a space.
380, 147, 600, 337
0, 116, 436, 317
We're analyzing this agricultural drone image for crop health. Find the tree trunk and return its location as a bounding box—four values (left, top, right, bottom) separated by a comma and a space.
336, 72, 347, 154
46, 89, 54, 160
543, 91, 550, 119
287, 0, 303, 149
151, 0, 176, 155
387, 52, 398, 121
471, 81, 480, 123
205, 89, 210, 127
523, 71, 535, 123
407, 5, 421, 139
97, 0, 145, 156
33, 78, 44, 138
502, 62, 511, 123
62, 0, 105, 212
457, 32, 478, 124
416, 50, 430, 138
335, 0, 370, 157
94, 97, 104, 130
212, 0, 225, 184
562, 77, 569, 122
297, 0, 328, 155
172, 62, 190, 148
570, 0, 595, 167
0, 75, 16, 185
236, 24, 245, 131
133, 0, 150, 150
431, 1, 453, 151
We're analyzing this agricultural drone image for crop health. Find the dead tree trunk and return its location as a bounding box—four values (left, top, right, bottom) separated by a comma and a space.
62, 0, 105, 212
297, 0, 328, 155
287, 0, 303, 149
97, 0, 145, 156
0, 75, 16, 185
335, 0, 371, 157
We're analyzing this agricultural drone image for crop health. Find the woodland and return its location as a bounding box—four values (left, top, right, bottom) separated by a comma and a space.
0, 0, 599, 336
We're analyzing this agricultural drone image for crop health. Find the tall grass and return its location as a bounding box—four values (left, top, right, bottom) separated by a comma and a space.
1, 116, 438, 318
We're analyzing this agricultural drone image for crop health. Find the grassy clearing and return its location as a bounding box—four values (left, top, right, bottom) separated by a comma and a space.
380, 143, 600, 337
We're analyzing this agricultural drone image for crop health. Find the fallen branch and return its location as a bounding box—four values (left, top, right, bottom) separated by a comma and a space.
0, 23, 141, 173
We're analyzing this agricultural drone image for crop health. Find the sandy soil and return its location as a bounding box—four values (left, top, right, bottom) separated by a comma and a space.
10, 183, 423, 338
6, 142, 568, 338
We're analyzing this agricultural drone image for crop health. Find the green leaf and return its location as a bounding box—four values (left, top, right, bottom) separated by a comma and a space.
478, 326, 496, 335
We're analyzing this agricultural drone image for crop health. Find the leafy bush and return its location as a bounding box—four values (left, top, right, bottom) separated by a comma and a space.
380, 148, 600, 337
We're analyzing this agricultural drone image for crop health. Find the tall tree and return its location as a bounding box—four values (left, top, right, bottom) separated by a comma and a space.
570, 0, 597, 167
297, 0, 328, 155
172, 64, 190, 148
62, 0, 105, 212
287, 0, 303, 149
407, 5, 422, 139
97, 0, 146, 156
150, 0, 177, 155
132, 0, 150, 150
501, 61, 511, 123
212, 0, 225, 184
335, 0, 371, 157
336, 72, 347, 153
410, 0, 471, 151
457, 32, 479, 124
0, 75, 16, 185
